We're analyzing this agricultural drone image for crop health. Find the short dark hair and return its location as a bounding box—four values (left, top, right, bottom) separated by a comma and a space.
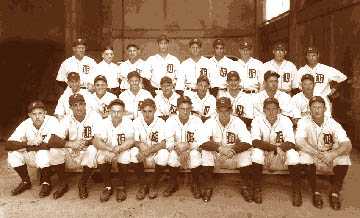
301, 74, 314, 83
177, 96, 192, 107
309, 96, 326, 107
108, 99, 125, 109
126, 44, 139, 50
140, 98, 156, 110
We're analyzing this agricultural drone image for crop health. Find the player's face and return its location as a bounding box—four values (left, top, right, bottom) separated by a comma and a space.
196, 81, 209, 96
264, 103, 280, 123
158, 40, 169, 53
227, 77, 240, 90
265, 76, 279, 91
28, 108, 46, 128
95, 80, 108, 96
128, 76, 141, 92
190, 44, 201, 57
239, 47, 251, 60
217, 107, 231, 124
301, 79, 314, 94
142, 105, 155, 124
68, 79, 81, 93
73, 45, 86, 59
161, 82, 173, 97
102, 49, 114, 63
178, 103, 192, 121
310, 102, 325, 120
273, 49, 286, 62
110, 105, 125, 121
306, 52, 319, 66
127, 46, 139, 60
71, 102, 86, 118
214, 45, 225, 57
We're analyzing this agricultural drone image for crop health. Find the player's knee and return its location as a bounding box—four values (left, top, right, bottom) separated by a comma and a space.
237, 151, 253, 168
333, 155, 351, 166
299, 151, 314, 165
49, 148, 66, 165
36, 150, 51, 168
130, 147, 140, 163
251, 148, 265, 165
167, 150, 180, 167
155, 149, 169, 166
7, 151, 26, 168
201, 150, 215, 167
189, 150, 201, 168
286, 149, 300, 165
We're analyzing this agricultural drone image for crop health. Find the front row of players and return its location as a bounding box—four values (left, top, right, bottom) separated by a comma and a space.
6, 93, 351, 210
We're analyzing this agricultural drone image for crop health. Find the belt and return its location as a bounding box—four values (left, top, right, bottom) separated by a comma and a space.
80, 87, 87, 90
186, 87, 197, 92
242, 89, 257, 94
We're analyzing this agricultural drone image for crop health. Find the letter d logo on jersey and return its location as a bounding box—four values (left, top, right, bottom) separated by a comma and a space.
226, 132, 236, 144
236, 105, 244, 117
220, 68, 227, 77
275, 131, 284, 144
151, 131, 159, 143
323, 134, 333, 151
83, 126, 92, 139
186, 131, 195, 143
200, 68, 208, 76
83, 65, 90, 74
167, 64, 174, 73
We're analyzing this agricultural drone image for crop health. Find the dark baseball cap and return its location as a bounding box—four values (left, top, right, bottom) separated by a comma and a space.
216, 97, 232, 110
108, 99, 125, 109
227, 71, 240, 81
126, 44, 139, 50
140, 98, 156, 110
157, 34, 169, 43
309, 96, 326, 107
273, 42, 286, 51
160, 76, 173, 85
127, 71, 141, 80
103, 45, 113, 51
67, 72, 80, 81
27, 100, 46, 113
69, 94, 85, 106
94, 75, 108, 84
263, 97, 280, 109
196, 75, 210, 85
177, 96, 192, 107
239, 40, 252, 49
306, 46, 318, 54
301, 74, 315, 83
72, 38, 86, 47
189, 38, 202, 47
263, 70, 280, 81
213, 39, 225, 48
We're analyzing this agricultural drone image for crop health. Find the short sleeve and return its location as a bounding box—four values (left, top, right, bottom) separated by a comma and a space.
8, 121, 27, 142
250, 118, 262, 141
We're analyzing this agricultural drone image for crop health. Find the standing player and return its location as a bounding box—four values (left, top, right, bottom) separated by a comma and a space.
296, 96, 352, 210
208, 39, 238, 97
143, 34, 181, 96
235, 40, 264, 94
218, 71, 254, 129
251, 98, 302, 206
119, 71, 153, 120
92, 75, 117, 118
263, 42, 298, 95
199, 97, 253, 203
164, 96, 205, 199
56, 38, 97, 90
175, 38, 215, 94
154, 76, 180, 121
184, 75, 216, 122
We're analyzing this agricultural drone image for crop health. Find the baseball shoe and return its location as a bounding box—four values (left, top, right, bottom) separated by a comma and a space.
292, 188, 302, 207
163, 183, 178, 197
116, 186, 127, 202
136, 184, 149, 200
78, 183, 88, 199
148, 184, 158, 199
191, 183, 202, 199
253, 187, 262, 204
11, 181, 32, 196
329, 192, 341, 210
240, 186, 253, 202
201, 188, 213, 202
100, 187, 113, 202
39, 183, 52, 198
53, 183, 69, 199
312, 192, 323, 209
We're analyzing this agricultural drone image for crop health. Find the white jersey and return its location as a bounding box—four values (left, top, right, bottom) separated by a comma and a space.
54, 88, 97, 118
218, 90, 254, 119
9, 115, 62, 144
290, 92, 331, 119
119, 59, 146, 89
175, 56, 215, 91
164, 115, 206, 150
236, 57, 264, 91
184, 90, 216, 118
94, 116, 135, 147
56, 56, 97, 87
295, 116, 350, 152
92, 60, 120, 89
92, 92, 117, 116
133, 116, 166, 145
202, 115, 252, 146
208, 56, 238, 89
143, 54, 181, 88
295, 63, 347, 96
253, 90, 292, 117
118, 89, 153, 120
251, 114, 295, 145
154, 91, 180, 117
263, 59, 297, 92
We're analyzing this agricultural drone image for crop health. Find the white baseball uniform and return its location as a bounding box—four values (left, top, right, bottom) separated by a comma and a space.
295, 116, 351, 166
118, 89, 153, 120
119, 59, 146, 90
56, 56, 97, 88
263, 59, 298, 93
184, 90, 216, 119
218, 90, 254, 119
8, 115, 63, 169
154, 91, 180, 117
201, 115, 253, 168
253, 90, 293, 117
208, 56, 238, 89
235, 57, 264, 91
91, 60, 120, 89
290, 92, 332, 119
92, 91, 117, 117
164, 115, 206, 168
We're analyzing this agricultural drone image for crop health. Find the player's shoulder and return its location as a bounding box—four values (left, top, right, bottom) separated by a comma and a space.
183, 90, 196, 98
278, 114, 293, 125
285, 60, 297, 68
297, 116, 312, 127
105, 91, 117, 100
250, 57, 264, 65
139, 89, 153, 98
277, 90, 291, 99
154, 116, 166, 127
88, 110, 103, 121
118, 89, 130, 98
189, 115, 203, 125
45, 115, 60, 124
83, 55, 97, 63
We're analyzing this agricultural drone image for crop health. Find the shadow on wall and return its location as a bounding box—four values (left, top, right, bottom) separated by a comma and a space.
0, 38, 64, 140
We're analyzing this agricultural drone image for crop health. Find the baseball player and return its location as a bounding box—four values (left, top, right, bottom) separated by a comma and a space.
54, 72, 97, 120
294, 46, 347, 102
119, 44, 146, 92
132, 98, 169, 199
56, 38, 97, 90
175, 38, 215, 94
164, 96, 206, 199
251, 97, 301, 206
199, 97, 253, 202
154, 76, 180, 121
218, 71, 254, 129
142, 34, 181, 96
92, 46, 121, 95
92, 75, 117, 118
6, 101, 68, 198
235, 40, 264, 94
208, 39, 238, 97
92, 99, 136, 202
295, 96, 352, 210
263, 42, 298, 94
184, 75, 216, 122
253, 71, 292, 118
119, 71, 153, 120
291, 74, 331, 125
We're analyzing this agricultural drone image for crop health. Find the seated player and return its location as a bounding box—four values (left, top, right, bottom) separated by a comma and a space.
154, 76, 180, 121
251, 98, 301, 206
295, 96, 352, 210
200, 97, 253, 203
92, 75, 117, 118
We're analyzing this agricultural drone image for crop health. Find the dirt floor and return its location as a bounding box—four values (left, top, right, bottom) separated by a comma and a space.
0, 145, 359, 218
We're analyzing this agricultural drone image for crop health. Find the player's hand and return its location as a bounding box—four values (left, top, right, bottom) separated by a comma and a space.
319, 151, 336, 165
276, 147, 286, 163
112, 145, 122, 154
175, 142, 190, 154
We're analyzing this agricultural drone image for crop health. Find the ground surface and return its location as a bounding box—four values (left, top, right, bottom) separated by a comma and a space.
0, 145, 359, 218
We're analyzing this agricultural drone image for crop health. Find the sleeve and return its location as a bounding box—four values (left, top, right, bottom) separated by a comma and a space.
290, 96, 301, 119
332, 120, 350, 143
250, 118, 262, 141
8, 122, 27, 142
207, 61, 218, 88
243, 95, 255, 119
173, 58, 181, 80
133, 120, 141, 141
142, 57, 153, 80
253, 94, 263, 117
54, 94, 66, 117
58, 118, 68, 139
164, 119, 175, 150
157, 120, 166, 142
328, 65, 347, 83
154, 96, 164, 116
257, 62, 266, 89
290, 62, 298, 89
202, 119, 213, 141
236, 119, 252, 144
208, 97, 217, 118
48, 117, 63, 139
192, 120, 206, 150
280, 93, 293, 117
174, 63, 186, 91
56, 61, 67, 82
295, 118, 308, 139
126, 119, 135, 139
93, 119, 108, 141
283, 117, 295, 143
293, 67, 304, 89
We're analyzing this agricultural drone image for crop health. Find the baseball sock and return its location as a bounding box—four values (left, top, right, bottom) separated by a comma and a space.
331, 165, 349, 194
304, 164, 318, 193
80, 166, 93, 185
40, 167, 51, 184
239, 165, 252, 187
191, 166, 201, 184
117, 163, 128, 187
152, 165, 166, 186
252, 163, 263, 189
53, 163, 67, 185
169, 167, 179, 185
99, 163, 112, 188
14, 165, 30, 183
133, 163, 146, 185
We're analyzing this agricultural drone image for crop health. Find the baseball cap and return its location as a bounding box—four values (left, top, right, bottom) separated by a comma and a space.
27, 100, 46, 113
157, 34, 169, 43
273, 42, 286, 51
213, 39, 225, 48
309, 96, 325, 107
263, 97, 280, 109
227, 71, 240, 81
108, 99, 125, 109
239, 40, 252, 49
177, 96, 192, 107
103, 45, 113, 51
69, 94, 85, 106
127, 71, 141, 80
72, 38, 86, 47
306, 46, 318, 54
126, 44, 139, 50
301, 74, 315, 83
140, 98, 156, 110
160, 76, 173, 85
189, 38, 202, 47
263, 70, 280, 81
67, 72, 80, 81
196, 75, 210, 85
94, 75, 108, 84
216, 97, 232, 110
